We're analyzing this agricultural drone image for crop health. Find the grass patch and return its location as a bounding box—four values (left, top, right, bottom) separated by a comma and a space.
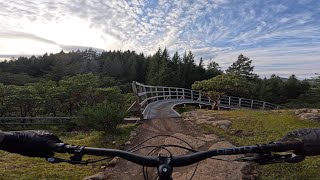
174, 104, 200, 114
0, 124, 137, 179
199, 109, 320, 179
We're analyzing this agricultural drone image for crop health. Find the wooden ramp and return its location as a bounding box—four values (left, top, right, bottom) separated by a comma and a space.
142, 99, 238, 119
129, 81, 281, 120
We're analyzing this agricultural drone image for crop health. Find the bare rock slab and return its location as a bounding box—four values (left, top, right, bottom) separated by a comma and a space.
212, 120, 232, 130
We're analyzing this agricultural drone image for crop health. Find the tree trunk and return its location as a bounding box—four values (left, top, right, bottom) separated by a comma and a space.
211, 101, 219, 110
211, 94, 222, 110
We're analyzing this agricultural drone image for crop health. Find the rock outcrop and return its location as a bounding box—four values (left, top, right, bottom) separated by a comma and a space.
183, 110, 232, 130
295, 109, 320, 121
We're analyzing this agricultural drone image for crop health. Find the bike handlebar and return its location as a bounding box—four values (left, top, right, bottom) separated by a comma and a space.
49, 140, 303, 167
171, 140, 302, 166
0, 131, 304, 167
0, 131, 308, 180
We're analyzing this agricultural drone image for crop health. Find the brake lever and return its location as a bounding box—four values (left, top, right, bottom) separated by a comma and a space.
235, 153, 293, 165
46, 157, 89, 164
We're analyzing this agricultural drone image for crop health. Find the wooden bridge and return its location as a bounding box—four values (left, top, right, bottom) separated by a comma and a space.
131, 81, 280, 120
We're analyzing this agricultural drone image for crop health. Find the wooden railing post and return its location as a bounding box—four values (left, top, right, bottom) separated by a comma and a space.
162, 87, 165, 100
154, 87, 157, 102
228, 97, 231, 105
251, 100, 253, 109
263, 102, 266, 110
191, 90, 193, 100
131, 81, 143, 120
143, 86, 147, 102
176, 88, 178, 99
239, 98, 242, 107
156, 87, 159, 101
183, 89, 185, 99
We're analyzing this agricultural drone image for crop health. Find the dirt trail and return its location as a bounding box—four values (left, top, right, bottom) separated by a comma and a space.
85, 112, 257, 180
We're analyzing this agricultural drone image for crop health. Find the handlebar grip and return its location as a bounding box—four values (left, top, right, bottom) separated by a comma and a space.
0, 131, 62, 158
279, 128, 320, 156
273, 139, 304, 152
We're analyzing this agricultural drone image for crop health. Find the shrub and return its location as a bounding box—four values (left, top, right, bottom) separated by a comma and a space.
79, 102, 127, 132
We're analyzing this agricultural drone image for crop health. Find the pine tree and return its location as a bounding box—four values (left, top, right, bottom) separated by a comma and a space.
147, 48, 162, 85
206, 60, 223, 78
226, 54, 257, 79
158, 48, 171, 85
171, 52, 183, 87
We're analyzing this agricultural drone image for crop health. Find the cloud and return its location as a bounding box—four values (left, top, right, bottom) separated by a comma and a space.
60, 45, 105, 52
0, 31, 57, 45
210, 44, 320, 79
0, 0, 320, 78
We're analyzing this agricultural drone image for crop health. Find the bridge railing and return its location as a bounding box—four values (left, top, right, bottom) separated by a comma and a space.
131, 81, 280, 117
219, 96, 279, 110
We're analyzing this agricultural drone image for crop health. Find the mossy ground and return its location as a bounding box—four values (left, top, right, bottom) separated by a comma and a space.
0, 124, 136, 179
198, 109, 320, 180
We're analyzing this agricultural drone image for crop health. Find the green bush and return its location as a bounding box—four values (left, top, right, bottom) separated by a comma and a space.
79, 102, 127, 132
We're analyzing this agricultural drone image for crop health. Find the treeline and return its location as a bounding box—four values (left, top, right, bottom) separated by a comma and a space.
0, 48, 218, 90
1, 48, 319, 109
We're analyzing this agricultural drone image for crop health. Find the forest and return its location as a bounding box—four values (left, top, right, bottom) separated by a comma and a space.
0, 48, 319, 119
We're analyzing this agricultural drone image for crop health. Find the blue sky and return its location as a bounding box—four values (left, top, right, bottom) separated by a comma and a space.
0, 0, 320, 79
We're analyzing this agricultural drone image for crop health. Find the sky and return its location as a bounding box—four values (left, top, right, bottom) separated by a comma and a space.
0, 0, 320, 79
